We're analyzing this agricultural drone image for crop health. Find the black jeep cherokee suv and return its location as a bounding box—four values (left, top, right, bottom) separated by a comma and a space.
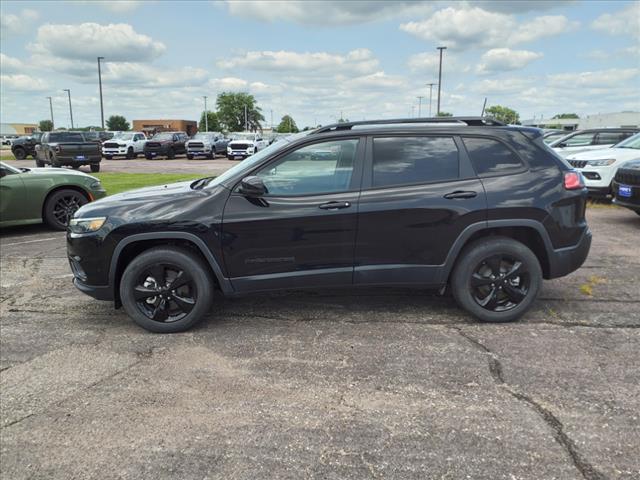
68, 117, 591, 333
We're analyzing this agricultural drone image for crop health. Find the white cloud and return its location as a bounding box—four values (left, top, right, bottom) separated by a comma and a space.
207, 77, 250, 91
95, 1, 145, 13
0, 74, 48, 92
591, 3, 640, 40
407, 51, 467, 74
0, 53, 25, 74
400, 7, 577, 49
29, 23, 166, 62
476, 48, 542, 74
101, 63, 208, 87
217, 49, 379, 76
0, 9, 39, 38
220, 0, 433, 25
547, 68, 640, 88
346, 71, 406, 89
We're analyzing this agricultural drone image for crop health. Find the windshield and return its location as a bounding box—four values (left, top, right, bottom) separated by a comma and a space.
0, 161, 21, 174
614, 132, 640, 149
205, 131, 311, 188
232, 133, 256, 141
193, 133, 215, 139
153, 133, 174, 141
118, 134, 134, 141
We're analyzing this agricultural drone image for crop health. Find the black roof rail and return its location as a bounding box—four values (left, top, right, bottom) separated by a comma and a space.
313, 116, 505, 134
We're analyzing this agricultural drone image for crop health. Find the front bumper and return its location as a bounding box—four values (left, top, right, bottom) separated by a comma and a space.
547, 228, 592, 279
103, 147, 128, 155
73, 277, 113, 301
612, 180, 640, 212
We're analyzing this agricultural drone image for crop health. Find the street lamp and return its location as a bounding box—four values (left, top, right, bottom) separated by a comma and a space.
46, 96, 54, 129
436, 46, 447, 115
63, 89, 74, 129
97, 56, 105, 129
203, 96, 208, 132
426, 83, 437, 117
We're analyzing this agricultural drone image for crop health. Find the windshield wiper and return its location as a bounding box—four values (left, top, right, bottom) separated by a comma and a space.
191, 176, 216, 190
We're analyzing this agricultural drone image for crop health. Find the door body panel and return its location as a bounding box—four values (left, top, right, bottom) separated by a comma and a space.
354, 178, 486, 285
0, 174, 28, 223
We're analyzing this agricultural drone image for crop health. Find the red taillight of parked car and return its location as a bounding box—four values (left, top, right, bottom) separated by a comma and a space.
564, 171, 584, 190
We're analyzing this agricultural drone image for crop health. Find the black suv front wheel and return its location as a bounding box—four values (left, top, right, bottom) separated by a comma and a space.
451, 237, 542, 323
120, 247, 214, 333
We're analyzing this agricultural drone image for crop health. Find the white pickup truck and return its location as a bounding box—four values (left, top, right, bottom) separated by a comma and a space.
102, 132, 147, 159
226, 132, 269, 160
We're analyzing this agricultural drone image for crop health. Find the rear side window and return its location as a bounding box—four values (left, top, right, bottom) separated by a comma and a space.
372, 136, 459, 188
463, 137, 524, 176
595, 131, 633, 145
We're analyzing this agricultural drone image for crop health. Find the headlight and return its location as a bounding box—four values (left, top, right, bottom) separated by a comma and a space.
118, 143, 126, 147
227, 147, 232, 152
586, 159, 616, 166
69, 216, 106, 234
89, 180, 103, 189
247, 146, 255, 153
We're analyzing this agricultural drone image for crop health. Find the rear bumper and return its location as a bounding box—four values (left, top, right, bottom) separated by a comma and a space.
54, 155, 101, 165
613, 197, 640, 212
547, 228, 592, 279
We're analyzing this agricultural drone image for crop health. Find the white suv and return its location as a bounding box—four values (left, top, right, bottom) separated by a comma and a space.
102, 132, 147, 159
566, 133, 640, 196
226, 132, 269, 160
550, 128, 637, 158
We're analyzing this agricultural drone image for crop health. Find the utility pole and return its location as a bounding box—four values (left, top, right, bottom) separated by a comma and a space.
426, 83, 436, 117
63, 89, 74, 129
244, 105, 248, 131
203, 96, 208, 131
46, 96, 54, 129
417, 96, 424, 117
436, 46, 447, 115
97, 57, 105, 129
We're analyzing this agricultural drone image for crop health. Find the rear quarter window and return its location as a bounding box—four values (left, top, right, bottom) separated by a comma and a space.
463, 137, 525, 177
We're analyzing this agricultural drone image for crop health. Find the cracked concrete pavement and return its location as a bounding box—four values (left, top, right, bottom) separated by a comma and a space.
1, 207, 639, 479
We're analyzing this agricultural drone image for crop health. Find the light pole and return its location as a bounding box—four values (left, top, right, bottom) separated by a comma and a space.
203, 96, 208, 132
63, 89, 74, 129
436, 46, 447, 115
417, 96, 424, 117
46, 96, 54, 129
426, 83, 436, 117
97, 56, 105, 129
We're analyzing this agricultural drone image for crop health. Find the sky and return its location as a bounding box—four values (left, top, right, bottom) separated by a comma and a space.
1, 0, 639, 129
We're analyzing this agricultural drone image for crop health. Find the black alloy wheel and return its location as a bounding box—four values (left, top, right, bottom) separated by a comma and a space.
133, 264, 196, 323
470, 255, 530, 312
451, 237, 542, 323
44, 189, 88, 230
120, 247, 214, 332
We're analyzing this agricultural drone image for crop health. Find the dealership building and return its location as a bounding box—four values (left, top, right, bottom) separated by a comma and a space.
0, 123, 38, 137
522, 111, 640, 131
132, 119, 198, 137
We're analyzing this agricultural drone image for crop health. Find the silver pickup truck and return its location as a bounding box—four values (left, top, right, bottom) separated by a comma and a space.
185, 132, 229, 159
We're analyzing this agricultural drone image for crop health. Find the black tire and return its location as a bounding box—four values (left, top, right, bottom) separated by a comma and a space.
90, 164, 100, 172
167, 148, 175, 159
126, 147, 134, 159
13, 147, 26, 160
145, 153, 153, 160
43, 188, 88, 230
186, 154, 194, 160
104, 155, 113, 160
207, 148, 215, 160
35, 157, 45, 167
71, 165, 80, 170
451, 237, 542, 323
119, 247, 214, 333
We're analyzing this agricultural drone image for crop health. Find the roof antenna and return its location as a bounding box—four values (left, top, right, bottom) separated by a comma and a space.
481, 97, 487, 117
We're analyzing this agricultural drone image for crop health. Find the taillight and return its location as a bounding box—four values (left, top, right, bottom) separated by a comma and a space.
564, 171, 584, 190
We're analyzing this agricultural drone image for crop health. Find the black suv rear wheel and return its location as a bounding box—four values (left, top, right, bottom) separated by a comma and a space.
451, 237, 542, 323
120, 247, 214, 333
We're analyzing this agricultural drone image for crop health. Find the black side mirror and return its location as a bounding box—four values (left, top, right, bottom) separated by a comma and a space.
557, 142, 566, 148
239, 176, 267, 197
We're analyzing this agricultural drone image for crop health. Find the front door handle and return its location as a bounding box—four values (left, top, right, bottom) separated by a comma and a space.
443, 190, 477, 200
319, 201, 351, 210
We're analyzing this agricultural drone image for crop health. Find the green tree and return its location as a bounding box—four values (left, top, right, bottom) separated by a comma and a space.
199, 110, 222, 132
276, 115, 299, 133
106, 115, 130, 131
552, 113, 579, 119
38, 120, 53, 132
485, 105, 520, 124
216, 92, 264, 132
436, 111, 453, 117
337, 117, 349, 123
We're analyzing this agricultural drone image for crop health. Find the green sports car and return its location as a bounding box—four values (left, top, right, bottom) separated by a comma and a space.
0, 162, 107, 230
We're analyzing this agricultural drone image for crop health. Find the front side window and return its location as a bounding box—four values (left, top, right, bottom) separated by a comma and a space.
254, 139, 358, 196
463, 137, 524, 176
562, 132, 595, 146
372, 136, 459, 188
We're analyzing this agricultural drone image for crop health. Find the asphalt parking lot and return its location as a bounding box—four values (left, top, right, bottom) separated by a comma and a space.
1, 207, 639, 479
3, 154, 241, 175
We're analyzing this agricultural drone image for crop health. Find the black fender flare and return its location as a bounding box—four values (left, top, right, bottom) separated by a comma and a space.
108, 232, 234, 295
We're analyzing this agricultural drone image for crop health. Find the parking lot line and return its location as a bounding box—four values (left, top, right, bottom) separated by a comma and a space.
2, 236, 62, 247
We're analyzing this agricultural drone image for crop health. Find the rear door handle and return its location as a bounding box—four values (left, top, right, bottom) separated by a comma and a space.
319, 201, 351, 210
443, 190, 477, 200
